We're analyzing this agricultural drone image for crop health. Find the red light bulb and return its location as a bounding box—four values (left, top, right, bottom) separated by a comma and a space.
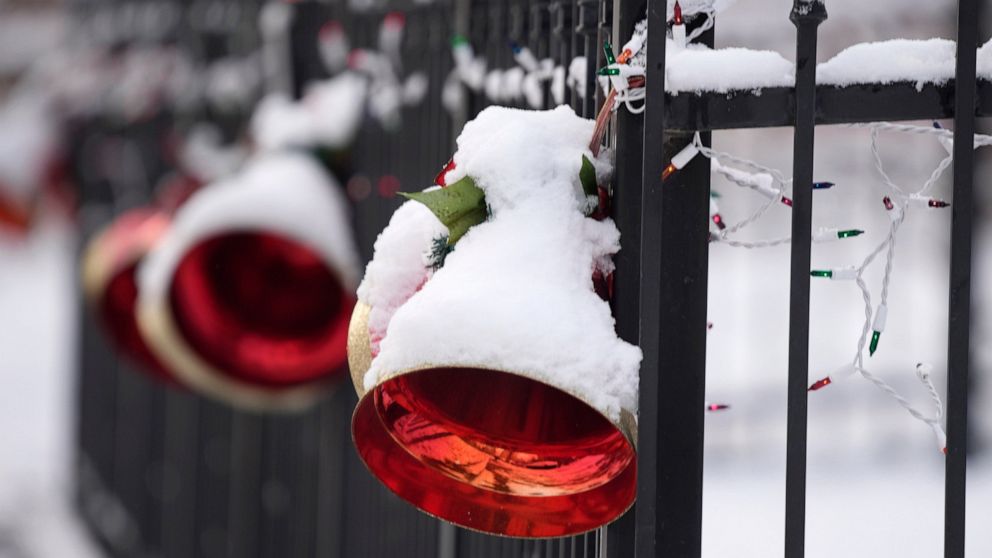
383, 11, 406, 28
808, 377, 832, 392
347, 49, 366, 69
319, 20, 343, 39
712, 213, 726, 230
673, 1, 684, 25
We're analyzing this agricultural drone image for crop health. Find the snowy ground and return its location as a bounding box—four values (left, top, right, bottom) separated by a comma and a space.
0, 217, 102, 558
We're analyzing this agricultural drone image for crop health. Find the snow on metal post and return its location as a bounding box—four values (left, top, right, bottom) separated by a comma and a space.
944, 0, 979, 556
785, 1, 826, 557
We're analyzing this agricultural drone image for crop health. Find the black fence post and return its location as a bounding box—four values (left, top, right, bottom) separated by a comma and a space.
784, 2, 826, 557
607, 0, 642, 554
635, 0, 710, 557
944, 0, 979, 556
576, 0, 598, 118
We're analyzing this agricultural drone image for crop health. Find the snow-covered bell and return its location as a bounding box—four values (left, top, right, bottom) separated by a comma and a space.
349, 106, 641, 537
135, 152, 361, 411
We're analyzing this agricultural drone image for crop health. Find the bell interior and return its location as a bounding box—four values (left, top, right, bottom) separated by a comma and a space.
353, 366, 636, 537
169, 231, 353, 387
100, 262, 172, 382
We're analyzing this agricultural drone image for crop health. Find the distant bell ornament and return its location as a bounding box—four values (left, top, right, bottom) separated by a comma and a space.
136, 152, 360, 411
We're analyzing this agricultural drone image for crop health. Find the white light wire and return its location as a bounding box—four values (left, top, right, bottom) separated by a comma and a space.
690, 122, 992, 451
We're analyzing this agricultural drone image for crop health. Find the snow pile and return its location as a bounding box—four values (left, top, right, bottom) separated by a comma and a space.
0, 92, 58, 201
979, 39, 992, 79
138, 151, 361, 303
357, 201, 447, 354
666, 39, 795, 94
818, 39, 956, 89
251, 72, 367, 152
358, 106, 642, 421
179, 124, 248, 183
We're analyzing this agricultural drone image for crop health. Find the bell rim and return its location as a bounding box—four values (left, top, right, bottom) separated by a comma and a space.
351, 388, 637, 538
136, 282, 346, 413
346, 299, 373, 397
80, 208, 170, 305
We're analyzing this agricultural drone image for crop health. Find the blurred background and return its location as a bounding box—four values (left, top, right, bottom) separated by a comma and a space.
0, 0, 989, 557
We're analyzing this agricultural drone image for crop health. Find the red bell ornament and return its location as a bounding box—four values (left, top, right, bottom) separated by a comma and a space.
349, 106, 641, 538
82, 207, 173, 380
136, 151, 361, 411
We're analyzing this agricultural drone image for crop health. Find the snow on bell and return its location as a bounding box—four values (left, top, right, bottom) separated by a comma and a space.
136, 151, 361, 411
349, 106, 641, 537
136, 73, 365, 410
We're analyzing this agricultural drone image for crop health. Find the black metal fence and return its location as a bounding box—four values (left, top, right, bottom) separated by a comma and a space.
72, 1, 989, 557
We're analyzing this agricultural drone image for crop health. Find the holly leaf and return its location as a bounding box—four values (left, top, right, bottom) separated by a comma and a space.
400, 175, 487, 245
580, 155, 598, 197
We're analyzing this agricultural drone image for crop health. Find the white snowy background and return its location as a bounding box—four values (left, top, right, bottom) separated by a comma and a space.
0, 0, 990, 557
704, 1, 992, 557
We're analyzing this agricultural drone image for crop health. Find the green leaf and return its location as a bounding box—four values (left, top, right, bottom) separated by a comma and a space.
400, 175, 488, 245
444, 204, 488, 244
580, 155, 598, 197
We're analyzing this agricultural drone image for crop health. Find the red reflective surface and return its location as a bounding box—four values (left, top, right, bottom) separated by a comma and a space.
353, 368, 636, 537
100, 262, 174, 383
170, 232, 353, 387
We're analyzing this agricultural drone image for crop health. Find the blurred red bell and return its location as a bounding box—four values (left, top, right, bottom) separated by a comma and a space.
137, 152, 360, 410
81, 207, 173, 381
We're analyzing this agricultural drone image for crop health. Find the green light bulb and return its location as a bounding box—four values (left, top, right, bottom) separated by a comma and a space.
810, 270, 833, 278
837, 229, 864, 239
603, 40, 616, 65
869, 331, 881, 356
597, 67, 620, 76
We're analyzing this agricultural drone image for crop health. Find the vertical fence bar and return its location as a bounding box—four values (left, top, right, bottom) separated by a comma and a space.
595, 0, 611, 113
944, 0, 979, 556
607, 0, 641, 555
635, 3, 666, 554
784, 2, 826, 557
553, 0, 572, 107
576, 0, 598, 118
636, 0, 710, 556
